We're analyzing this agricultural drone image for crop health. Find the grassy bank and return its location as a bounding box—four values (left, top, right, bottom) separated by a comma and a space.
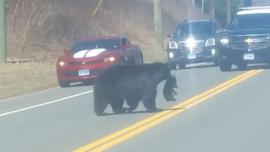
0, 62, 57, 100
0, 0, 203, 100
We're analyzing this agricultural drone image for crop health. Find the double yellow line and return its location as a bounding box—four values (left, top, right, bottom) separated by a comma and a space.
74, 70, 263, 152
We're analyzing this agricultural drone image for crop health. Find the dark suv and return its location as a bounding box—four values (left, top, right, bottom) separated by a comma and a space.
167, 20, 221, 69
218, 7, 270, 71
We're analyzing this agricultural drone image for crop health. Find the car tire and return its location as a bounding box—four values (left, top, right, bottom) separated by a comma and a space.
219, 59, 231, 72
237, 62, 247, 70
177, 62, 186, 69
168, 62, 185, 70
168, 63, 176, 70
119, 58, 125, 65
83, 80, 93, 86
138, 53, 144, 64
214, 59, 219, 66
58, 80, 70, 88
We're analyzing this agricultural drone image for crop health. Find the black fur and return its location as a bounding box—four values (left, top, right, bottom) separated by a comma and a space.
93, 62, 177, 116
163, 75, 177, 101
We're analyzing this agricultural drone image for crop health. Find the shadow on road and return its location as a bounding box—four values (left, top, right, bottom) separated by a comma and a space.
171, 63, 218, 71
224, 64, 270, 72
185, 64, 217, 70
98, 107, 185, 116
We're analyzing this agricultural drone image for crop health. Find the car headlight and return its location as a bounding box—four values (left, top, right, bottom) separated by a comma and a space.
211, 49, 216, 55
58, 61, 65, 67
169, 52, 174, 58
168, 41, 178, 49
220, 37, 229, 46
104, 56, 116, 63
205, 38, 215, 47
185, 37, 197, 48
244, 38, 253, 44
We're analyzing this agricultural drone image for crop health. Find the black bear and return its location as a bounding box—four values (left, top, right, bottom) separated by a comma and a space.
93, 62, 177, 116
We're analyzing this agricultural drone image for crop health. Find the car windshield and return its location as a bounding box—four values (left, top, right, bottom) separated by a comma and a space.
174, 22, 214, 38
71, 39, 120, 53
230, 13, 270, 29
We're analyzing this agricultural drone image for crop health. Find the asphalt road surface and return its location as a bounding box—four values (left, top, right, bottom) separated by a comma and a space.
0, 64, 269, 152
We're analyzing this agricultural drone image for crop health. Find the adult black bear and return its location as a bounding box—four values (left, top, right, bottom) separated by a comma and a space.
93, 62, 177, 116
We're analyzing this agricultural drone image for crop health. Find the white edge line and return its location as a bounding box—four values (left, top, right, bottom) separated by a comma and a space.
0, 87, 59, 102
0, 90, 93, 117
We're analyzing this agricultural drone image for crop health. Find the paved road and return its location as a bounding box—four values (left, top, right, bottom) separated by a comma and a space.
0, 64, 269, 152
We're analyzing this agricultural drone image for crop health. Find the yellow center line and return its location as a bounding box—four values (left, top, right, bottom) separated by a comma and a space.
74, 69, 263, 152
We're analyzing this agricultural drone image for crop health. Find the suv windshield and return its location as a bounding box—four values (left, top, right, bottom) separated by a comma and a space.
174, 22, 214, 38
71, 39, 120, 53
230, 13, 270, 29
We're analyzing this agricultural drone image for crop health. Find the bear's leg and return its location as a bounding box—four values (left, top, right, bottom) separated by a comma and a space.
142, 89, 158, 112
126, 94, 141, 112
110, 96, 126, 114
94, 94, 108, 116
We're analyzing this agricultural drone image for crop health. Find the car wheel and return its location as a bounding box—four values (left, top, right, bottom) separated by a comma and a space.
237, 62, 247, 70
168, 64, 176, 70
119, 58, 125, 65
214, 59, 219, 66
137, 53, 144, 64
177, 62, 186, 69
58, 80, 70, 88
219, 59, 231, 72
83, 80, 93, 86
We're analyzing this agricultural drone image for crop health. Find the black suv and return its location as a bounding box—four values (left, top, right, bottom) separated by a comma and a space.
167, 20, 221, 69
218, 7, 270, 71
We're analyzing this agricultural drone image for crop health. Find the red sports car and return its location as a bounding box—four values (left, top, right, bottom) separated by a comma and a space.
56, 36, 144, 87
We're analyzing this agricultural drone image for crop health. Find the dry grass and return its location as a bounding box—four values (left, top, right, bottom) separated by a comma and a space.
0, 62, 57, 100
0, 0, 203, 100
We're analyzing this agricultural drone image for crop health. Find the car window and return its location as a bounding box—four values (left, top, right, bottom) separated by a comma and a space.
71, 39, 120, 53
230, 13, 270, 29
174, 22, 214, 38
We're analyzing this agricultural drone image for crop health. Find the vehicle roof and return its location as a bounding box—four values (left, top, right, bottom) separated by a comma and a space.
237, 6, 270, 15
77, 36, 123, 42
183, 19, 215, 24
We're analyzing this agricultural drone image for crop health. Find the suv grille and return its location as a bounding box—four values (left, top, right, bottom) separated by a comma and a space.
179, 40, 205, 53
68, 59, 103, 65
230, 35, 270, 50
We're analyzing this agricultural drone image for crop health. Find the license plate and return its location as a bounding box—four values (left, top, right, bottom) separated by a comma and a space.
187, 53, 196, 60
78, 69, 90, 76
243, 53, 254, 60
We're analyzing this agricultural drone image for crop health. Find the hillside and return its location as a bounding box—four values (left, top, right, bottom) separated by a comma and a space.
6, 0, 204, 62
0, 0, 204, 99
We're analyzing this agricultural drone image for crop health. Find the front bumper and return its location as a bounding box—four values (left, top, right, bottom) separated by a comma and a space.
167, 46, 218, 64
219, 46, 270, 64
56, 62, 113, 82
